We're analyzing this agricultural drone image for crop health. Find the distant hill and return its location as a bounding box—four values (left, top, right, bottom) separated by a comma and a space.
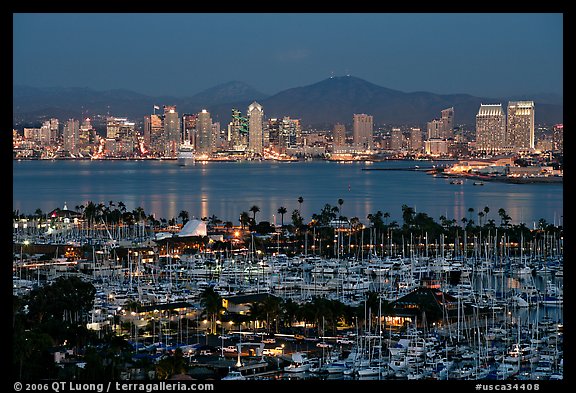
13, 77, 563, 128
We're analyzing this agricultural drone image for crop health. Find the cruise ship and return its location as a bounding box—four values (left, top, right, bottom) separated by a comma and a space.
177, 141, 195, 166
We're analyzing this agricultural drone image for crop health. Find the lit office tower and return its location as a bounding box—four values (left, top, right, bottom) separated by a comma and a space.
107, 117, 126, 139
427, 119, 443, 139
333, 123, 346, 146
48, 118, 59, 144
196, 109, 213, 155
163, 105, 180, 158
475, 104, 505, 153
63, 118, 79, 155
182, 114, 198, 146
390, 128, 403, 151
441, 107, 454, 139
552, 124, 563, 152
248, 101, 264, 155
79, 117, 93, 147
229, 109, 248, 148
280, 117, 301, 149
353, 114, 374, 150
144, 114, 164, 155
39, 120, 53, 146
266, 118, 281, 149
507, 101, 535, 151
410, 127, 422, 152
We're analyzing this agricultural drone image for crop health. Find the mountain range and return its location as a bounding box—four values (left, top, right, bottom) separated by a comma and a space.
13, 76, 563, 128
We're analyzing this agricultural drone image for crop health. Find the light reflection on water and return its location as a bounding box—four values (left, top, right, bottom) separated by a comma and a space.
13, 160, 563, 226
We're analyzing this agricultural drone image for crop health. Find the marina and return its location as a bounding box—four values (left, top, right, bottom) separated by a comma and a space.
13, 215, 563, 381
12, 160, 563, 382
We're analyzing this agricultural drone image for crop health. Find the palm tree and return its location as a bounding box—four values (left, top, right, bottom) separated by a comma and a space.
239, 211, 251, 230
277, 206, 287, 227
468, 207, 475, 224
297, 196, 304, 213
178, 210, 189, 225
383, 211, 390, 226
337, 198, 344, 219
483, 206, 490, 222
199, 287, 223, 335
249, 205, 260, 224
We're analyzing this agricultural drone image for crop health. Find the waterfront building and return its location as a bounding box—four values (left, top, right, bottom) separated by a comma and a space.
552, 124, 563, 152
425, 138, 449, 155
279, 116, 301, 150
507, 101, 535, 152
266, 118, 281, 150
78, 117, 95, 151
390, 127, 404, 151
409, 127, 422, 152
475, 104, 505, 154
182, 113, 197, 147
196, 109, 214, 156
427, 119, 443, 140
248, 101, 264, 155
441, 107, 454, 139
228, 109, 248, 150
105, 117, 137, 157
333, 123, 346, 147
144, 113, 164, 155
353, 113, 374, 150
48, 118, 60, 145
63, 118, 79, 156
23, 127, 44, 145
163, 105, 180, 158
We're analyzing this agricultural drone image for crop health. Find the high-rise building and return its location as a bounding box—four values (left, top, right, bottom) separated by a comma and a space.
248, 101, 264, 155
409, 127, 422, 152
333, 123, 346, 147
476, 104, 505, 153
63, 118, 79, 155
507, 101, 535, 151
229, 109, 248, 149
552, 124, 563, 152
196, 109, 214, 155
266, 118, 281, 149
39, 120, 53, 146
279, 116, 301, 149
144, 114, 164, 155
48, 118, 59, 145
441, 107, 454, 139
427, 119, 443, 140
182, 114, 198, 147
163, 105, 180, 158
79, 117, 93, 148
353, 114, 373, 150
390, 128, 403, 151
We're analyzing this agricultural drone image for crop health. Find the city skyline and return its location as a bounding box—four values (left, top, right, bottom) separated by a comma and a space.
13, 13, 563, 99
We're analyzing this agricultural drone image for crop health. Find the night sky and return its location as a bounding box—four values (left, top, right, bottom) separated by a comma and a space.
13, 13, 563, 98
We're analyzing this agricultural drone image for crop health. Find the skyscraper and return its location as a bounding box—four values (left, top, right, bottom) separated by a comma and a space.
353, 114, 373, 150
163, 105, 180, 158
507, 101, 535, 151
441, 107, 454, 139
182, 114, 198, 147
390, 128, 403, 151
196, 109, 213, 155
279, 116, 301, 149
476, 104, 505, 153
63, 118, 79, 155
333, 123, 346, 147
409, 127, 422, 152
144, 114, 164, 156
229, 109, 248, 149
248, 101, 264, 155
